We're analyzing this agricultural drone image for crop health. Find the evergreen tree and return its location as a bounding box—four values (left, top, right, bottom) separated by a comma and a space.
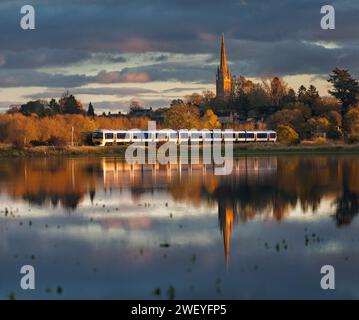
87, 102, 95, 117
328, 68, 359, 116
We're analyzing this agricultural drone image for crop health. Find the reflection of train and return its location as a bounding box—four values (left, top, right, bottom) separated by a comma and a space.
92, 129, 277, 146
101, 157, 278, 187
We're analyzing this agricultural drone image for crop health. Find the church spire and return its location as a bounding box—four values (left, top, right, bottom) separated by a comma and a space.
216, 33, 232, 99
220, 33, 228, 77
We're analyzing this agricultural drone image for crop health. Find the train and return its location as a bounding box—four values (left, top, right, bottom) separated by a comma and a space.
91, 129, 277, 146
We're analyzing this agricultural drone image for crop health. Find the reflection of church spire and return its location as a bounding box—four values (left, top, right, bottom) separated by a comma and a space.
218, 200, 236, 268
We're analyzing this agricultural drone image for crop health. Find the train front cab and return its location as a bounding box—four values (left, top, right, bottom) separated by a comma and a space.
268, 131, 277, 142
92, 130, 105, 146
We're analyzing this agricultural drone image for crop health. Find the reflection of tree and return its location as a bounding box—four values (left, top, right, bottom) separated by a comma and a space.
1, 156, 359, 225
0, 158, 98, 209
334, 159, 359, 226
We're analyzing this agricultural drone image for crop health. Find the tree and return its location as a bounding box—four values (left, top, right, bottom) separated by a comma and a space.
276, 125, 299, 145
328, 68, 359, 116
129, 100, 144, 113
19, 100, 51, 117
87, 102, 96, 117
165, 103, 200, 129
185, 93, 203, 107
343, 107, 359, 142
202, 109, 220, 129
263, 77, 288, 106
49, 98, 61, 114
59, 92, 84, 115
267, 108, 309, 139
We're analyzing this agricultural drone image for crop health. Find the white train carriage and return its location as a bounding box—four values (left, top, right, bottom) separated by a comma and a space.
92, 129, 277, 145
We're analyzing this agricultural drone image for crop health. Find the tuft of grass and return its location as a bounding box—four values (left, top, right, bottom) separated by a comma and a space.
153, 287, 161, 296
8, 292, 16, 300
160, 243, 170, 248
166, 286, 176, 300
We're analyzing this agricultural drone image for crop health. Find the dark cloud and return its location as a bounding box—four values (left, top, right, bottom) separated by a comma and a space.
92, 98, 171, 113
0, 69, 90, 87
25, 87, 158, 100
0, 49, 91, 69
160, 87, 207, 93
151, 54, 169, 62
0, 0, 358, 89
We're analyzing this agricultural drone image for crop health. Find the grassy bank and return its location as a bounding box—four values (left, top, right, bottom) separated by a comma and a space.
0, 145, 128, 158
232, 143, 359, 155
0, 143, 359, 158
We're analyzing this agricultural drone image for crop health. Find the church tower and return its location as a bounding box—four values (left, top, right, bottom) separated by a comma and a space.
216, 33, 232, 100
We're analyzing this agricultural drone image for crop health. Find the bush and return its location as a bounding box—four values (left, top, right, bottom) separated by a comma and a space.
277, 125, 300, 145
47, 136, 66, 146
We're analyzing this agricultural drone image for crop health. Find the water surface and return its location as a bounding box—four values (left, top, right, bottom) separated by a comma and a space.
0, 155, 358, 299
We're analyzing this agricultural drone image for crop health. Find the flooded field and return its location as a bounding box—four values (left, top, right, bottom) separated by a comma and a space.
0, 155, 358, 299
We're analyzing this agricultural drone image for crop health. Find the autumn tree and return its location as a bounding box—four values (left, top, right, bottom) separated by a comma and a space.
267, 108, 309, 139
202, 109, 221, 129
263, 77, 288, 107
343, 107, 359, 142
165, 103, 200, 129
276, 125, 299, 145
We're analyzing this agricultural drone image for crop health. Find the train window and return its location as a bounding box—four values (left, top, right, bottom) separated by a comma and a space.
246, 133, 255, 139
92, 132, 103, 139
238, 133, 246, 139
117, 133, 127, 139
257, 133, 268, 139
191, 133, 202, 139
180, 132, 188, 139
270, 133, 276, 139
204, 132, 213, 139
105, 133, 114, 139
132, 132, 142, 139
143, 132, 152, 139
224, 132, 234, 139
170, 133, 177, 139
156, 132, 167, 139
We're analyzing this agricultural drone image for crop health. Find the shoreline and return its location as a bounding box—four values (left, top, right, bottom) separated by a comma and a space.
1, 143, 359, 158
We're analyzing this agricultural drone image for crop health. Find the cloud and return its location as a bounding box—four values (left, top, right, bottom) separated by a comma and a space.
0, 0, 359, 105
25, 87, 158, 100
0, 70, 90, 87
92, 98, 171, 113
96, 70, 151, 83
0, 49, 91, 69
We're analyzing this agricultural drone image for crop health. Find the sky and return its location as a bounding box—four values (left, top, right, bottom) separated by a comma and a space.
0, 0, 359, 114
